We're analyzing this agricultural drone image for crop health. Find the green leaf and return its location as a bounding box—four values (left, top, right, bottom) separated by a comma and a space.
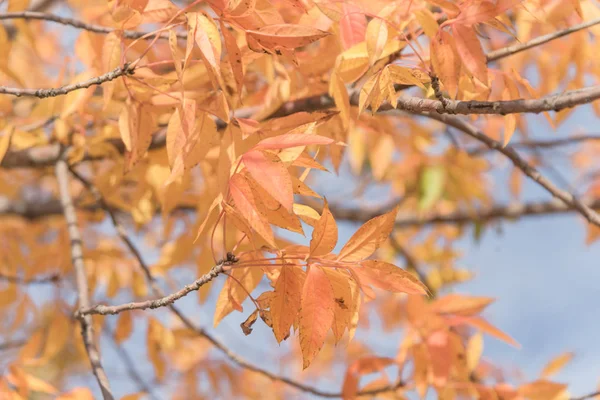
418, 165, 445, 211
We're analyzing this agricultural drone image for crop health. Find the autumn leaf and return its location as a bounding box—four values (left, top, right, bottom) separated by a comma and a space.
342, 356, 394, 399
102, 31, 122, 108
452, 24, 487, 85
355, 260, 428, 295
299, 265, 335, 369
242, 150, 294, 212
337, 205, 399, 262
366, 17, 388, 65
541, 352, 574, 378
309, 199, 338, 257
220, 21, 244, 96
229, 173, 276, 247
340, 3, 366, 50
246, 24, 330, 49
271, 265, 303, 343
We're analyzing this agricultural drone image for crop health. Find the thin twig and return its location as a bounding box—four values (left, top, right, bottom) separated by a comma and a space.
571, 391, 600, 400
0, 272, 60, 284
77, 263, 224, 316
0, 64, 135, 98
0, 338, 27, 351
55, 157, 114, 400
0, 11, 186, 39
468, 134, 600, 155
487, 17, 600, 62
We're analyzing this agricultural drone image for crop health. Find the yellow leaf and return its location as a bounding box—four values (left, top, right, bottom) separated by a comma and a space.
414, 9, 439, 38
329, 70, 350, 130
0, 124, 15, 164
466, 332, 483, 372
299, 266, 335, 369
366, 17, 388, 65
102, 31, 122, 108
114, 311, 133, 344
293, 203, 321, 227
541, 352, 574, 379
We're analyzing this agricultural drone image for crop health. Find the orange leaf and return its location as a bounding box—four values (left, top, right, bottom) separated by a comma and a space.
337, 205, 399, 262
299, 266, 335, 369
242, 150, 294, 212
452, 24, 487, 85
342, 356, 394, 399
229, 173, 276, 247
220, 21, 244, 96
464, 316, 520, 347
271, 265, 303, 343
355, 260, 428, 295
309, 199, 338, 257
102, 31, 122, 108
246, 24, 330, 49
340, 3, 366, 50
431, 30, 461, 98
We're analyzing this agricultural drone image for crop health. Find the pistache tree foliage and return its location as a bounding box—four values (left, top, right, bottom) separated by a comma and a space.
2, 0, 600, 398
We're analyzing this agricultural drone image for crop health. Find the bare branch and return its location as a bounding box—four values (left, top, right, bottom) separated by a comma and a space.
0, 11, 186, 39
55, 157, 114, 400
0, 338, 27, 351
0, 272, 60, 284
375, 85, 600, 116
468, 134, 600, 155
571, 391, 600, 400
419, 112, 600, 227
0, 65, 134, 98
487, 17, 600, 62
77, 263, 224, 316
5, 193, 600, 227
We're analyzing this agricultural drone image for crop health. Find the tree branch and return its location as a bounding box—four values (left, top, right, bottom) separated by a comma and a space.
376, 85, 600, 116
468, 134, 600, 155
55, 157, 114, 400
571, 391, 600, 400
486, 17, 600, 62
0, 65, 135, 98
0, 11, 186, 39
4, 193, 600, 227
0, 272, 60, 284
77, 263, 224, 316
